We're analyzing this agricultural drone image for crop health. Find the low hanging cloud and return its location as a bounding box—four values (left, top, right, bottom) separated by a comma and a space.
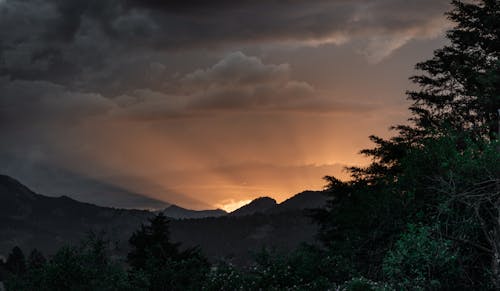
0, 77, 113, 126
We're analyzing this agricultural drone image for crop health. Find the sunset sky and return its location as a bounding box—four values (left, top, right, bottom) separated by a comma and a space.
0, 0, 452, 211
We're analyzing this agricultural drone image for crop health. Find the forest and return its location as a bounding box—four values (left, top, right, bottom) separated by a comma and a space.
1, 0, 499, 290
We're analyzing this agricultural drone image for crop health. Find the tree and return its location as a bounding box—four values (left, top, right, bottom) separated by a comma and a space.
5, 234, 135, 291
348, 0, 500, 182
27, 249, 46, 270
127, 213, 209, 291
127, 213, 181, 270
5, 246, 26, 276
382, 224, 460, 290
412, 136, 500, 288
407, 0, 500, 141
316, 0, 500, 288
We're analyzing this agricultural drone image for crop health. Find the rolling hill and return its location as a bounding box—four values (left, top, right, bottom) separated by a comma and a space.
0, 175, 329, 264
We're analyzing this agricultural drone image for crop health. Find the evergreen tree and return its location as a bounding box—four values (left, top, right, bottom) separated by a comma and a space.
127, 213, 209, 291
5, 234, 135, 291
5, 246, 26, 276
315, 0, 500, 288
27, 249, 46, 270
404, 0, 500, 141
127, 213, 181, 270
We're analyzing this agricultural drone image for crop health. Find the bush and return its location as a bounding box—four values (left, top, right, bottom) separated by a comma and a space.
383, 224, 459, 290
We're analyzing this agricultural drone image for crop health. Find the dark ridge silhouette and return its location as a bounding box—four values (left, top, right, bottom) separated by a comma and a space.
0, 157, 171, 210
274, 190, 328, 212
0, 175, 327, 264
162, 204, 227, 219
229, 196, 277, 217
0, 174, 152, 256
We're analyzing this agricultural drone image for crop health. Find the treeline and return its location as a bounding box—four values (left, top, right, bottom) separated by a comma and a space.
310, 0, 499, 289
2, 0, 499, 289
0, 215, 386, 290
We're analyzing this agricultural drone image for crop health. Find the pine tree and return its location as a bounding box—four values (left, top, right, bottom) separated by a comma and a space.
127, 213, 181, 270
407, 0, 500, 140
127, 213, 209, 291
5, 246, 26, 276
315, 0, 500, 288
27, 249, 46, 270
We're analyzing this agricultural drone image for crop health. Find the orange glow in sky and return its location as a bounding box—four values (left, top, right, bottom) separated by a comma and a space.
0, 0, 451, 210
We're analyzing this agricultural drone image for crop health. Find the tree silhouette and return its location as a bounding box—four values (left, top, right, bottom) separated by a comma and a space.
407, 0, 499, 141
27, 249, 46, 270
316, 0, 500, 288
127, 213, 209, 291
127, 213, 181, 270
5, 246, 26, 276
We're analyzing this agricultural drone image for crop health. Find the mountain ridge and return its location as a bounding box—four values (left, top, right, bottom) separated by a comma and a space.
0, 174, 328, 264
162, 204, 227, 219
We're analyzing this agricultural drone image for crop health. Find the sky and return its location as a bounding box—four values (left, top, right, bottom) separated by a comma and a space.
0, 0, 452, 211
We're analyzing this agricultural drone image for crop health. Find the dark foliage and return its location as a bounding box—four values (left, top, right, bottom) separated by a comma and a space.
313, 0, 500, 289
127, 213, 210, 291
5, 247, 26, 276
2, 1, 499, 290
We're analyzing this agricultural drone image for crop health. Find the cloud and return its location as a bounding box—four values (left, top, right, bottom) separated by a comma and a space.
119, 0, 450, 50
182, 52, 290, 87
0, 0, 451, 209
181, 52, 373, 113
184, 52, 313, 111
106, 52, 372, 119
0, 78, 114, 126
0, 51, 370, 130
0, 0, 451, 88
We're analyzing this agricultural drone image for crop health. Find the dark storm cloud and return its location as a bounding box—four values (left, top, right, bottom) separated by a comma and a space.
0, 0, 450, 208
0, 77, 113, 126
1, 52, 355, 129
107, 52, 373, 120
0, 0, 450, 86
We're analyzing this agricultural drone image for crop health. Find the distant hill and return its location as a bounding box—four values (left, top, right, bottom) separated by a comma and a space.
229, 197, 277, 216
0, 175, 152, 256
0, 175, 329, 265
274, 190, 328, 212
162, 205, 227, 219
0, 158, 171, 210
228, 191, 328, 216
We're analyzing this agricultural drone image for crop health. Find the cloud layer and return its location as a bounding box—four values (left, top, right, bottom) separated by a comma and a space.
0, 0, 451, 208
0, 0, 450, 87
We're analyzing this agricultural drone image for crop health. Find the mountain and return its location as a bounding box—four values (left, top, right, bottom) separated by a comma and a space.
162, 205, 227, 219
0, 175, 328, 265
274, 190, 328, 212
0, 157, 170, 210
230, 196, 277, 216
227, 191, 328, 217
0, 175, 152, 256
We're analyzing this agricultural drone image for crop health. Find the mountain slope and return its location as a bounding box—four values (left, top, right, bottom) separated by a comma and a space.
274, 190, 328, 212
230, 197, 277, 216
0, 175, 327, 265
162, 205, 227, 219
0, 175, 152, 256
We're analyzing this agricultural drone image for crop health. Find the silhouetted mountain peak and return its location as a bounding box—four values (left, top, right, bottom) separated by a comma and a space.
162, 204, 227, 219
0, 174, 37, 199
276, 190, 328, 212
0, 176, 323, 265
230, 196, 277, 216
